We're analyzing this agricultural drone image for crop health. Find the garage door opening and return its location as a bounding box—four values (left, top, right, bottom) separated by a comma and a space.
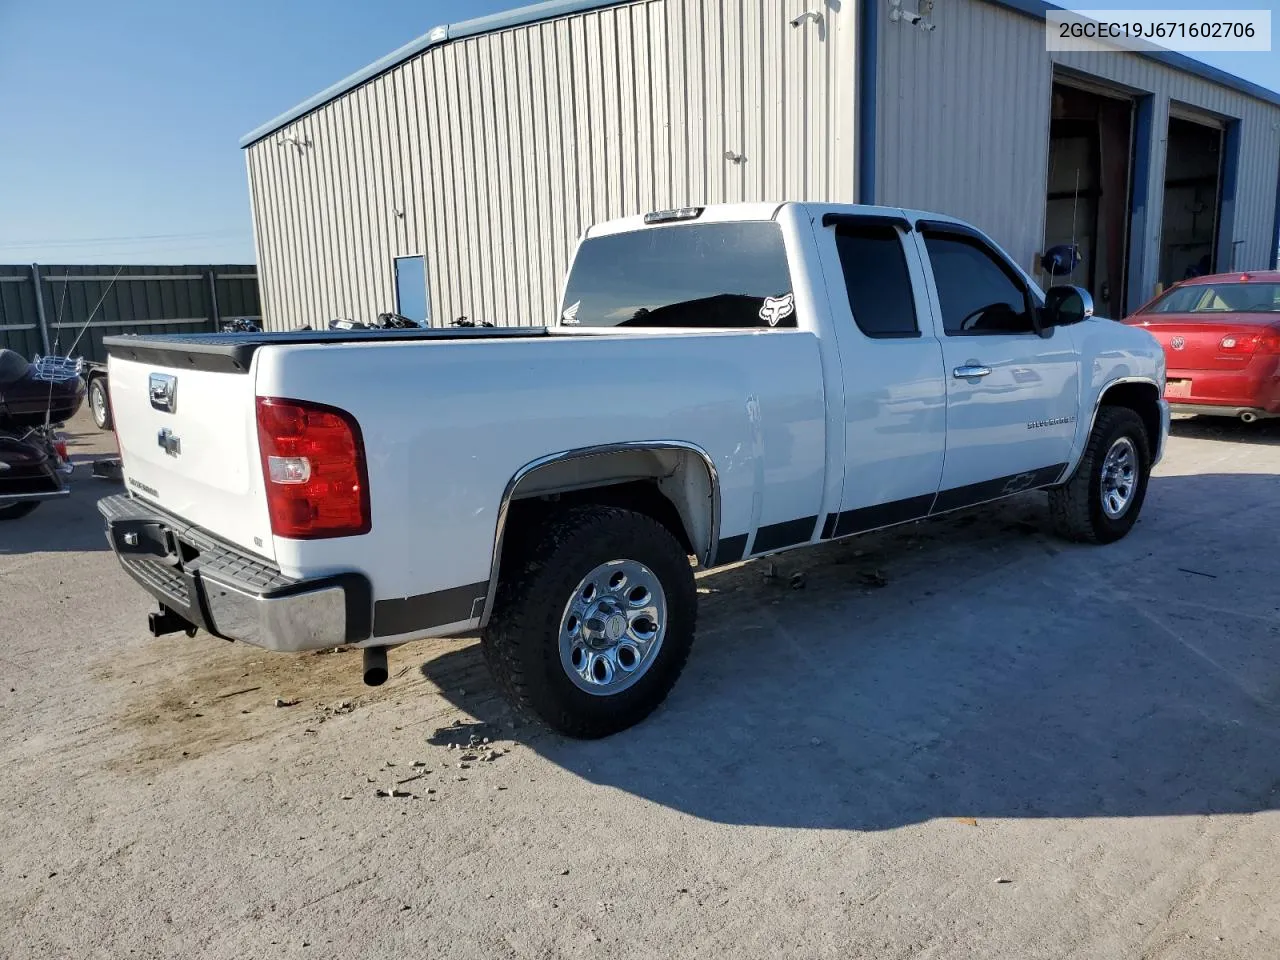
1040, 81, 1136, 318
1158, 114, 1225, 286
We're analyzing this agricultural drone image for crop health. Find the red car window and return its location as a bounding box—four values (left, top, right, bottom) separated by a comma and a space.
1146, 282, 1280, 315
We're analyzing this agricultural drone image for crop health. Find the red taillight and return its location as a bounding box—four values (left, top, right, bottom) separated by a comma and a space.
53, 438, 69, 461
255, 397, 371, 539
1256, 328, 1280, 356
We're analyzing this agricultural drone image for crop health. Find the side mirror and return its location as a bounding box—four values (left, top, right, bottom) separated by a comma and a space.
1042, 285, 1094, 332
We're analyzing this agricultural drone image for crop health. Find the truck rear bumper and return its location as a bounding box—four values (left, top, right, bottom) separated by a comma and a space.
98, 494, 373, 652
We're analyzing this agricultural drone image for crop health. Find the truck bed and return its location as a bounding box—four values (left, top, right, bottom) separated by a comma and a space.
103, 327, 551, 373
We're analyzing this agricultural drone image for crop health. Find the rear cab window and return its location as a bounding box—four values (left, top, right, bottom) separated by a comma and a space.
559, 221, 796, 330
832, 223, 919, 338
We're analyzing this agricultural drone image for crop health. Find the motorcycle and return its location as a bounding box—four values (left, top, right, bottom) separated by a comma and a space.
0, 350, 84, 521
326, 311, 424, 331
219, 317, 262, 333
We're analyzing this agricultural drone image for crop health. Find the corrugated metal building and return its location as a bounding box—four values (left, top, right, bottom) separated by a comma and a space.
242, 0, 1280, 330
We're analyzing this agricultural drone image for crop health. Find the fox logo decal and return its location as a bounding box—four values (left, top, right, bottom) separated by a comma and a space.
759, 293, 795, 327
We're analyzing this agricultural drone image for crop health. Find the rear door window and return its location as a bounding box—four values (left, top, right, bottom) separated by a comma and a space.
560, 221, 795, 329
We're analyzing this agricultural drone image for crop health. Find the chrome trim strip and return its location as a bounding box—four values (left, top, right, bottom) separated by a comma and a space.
478, 440, 721, 629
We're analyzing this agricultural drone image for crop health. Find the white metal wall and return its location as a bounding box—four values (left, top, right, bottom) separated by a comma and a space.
876, 0, 1280, 302
246, 0, 857, 330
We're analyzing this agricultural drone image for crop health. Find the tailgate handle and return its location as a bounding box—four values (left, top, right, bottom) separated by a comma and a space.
149, 373, 177, 413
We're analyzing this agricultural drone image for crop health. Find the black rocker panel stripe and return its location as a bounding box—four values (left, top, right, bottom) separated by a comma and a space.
751, 516, 820, 554
711, 534, 749, 567
930, 463, 1067, 514
374, 580, 489, 637
823, 493, 936, 539
820, 465, 1069, 541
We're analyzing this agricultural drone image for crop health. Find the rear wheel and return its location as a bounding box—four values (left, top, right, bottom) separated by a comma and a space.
1049, 406, 1151, 544
88, 376, 112, 431
482, 505, 697, 738
0, 501, 40, 522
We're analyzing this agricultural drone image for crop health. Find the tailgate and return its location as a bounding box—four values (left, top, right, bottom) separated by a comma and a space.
108, 356, 273, 560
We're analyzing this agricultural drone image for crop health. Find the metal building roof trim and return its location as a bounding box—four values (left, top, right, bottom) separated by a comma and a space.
238, 0, 632, 147
240, 0, 1280, 148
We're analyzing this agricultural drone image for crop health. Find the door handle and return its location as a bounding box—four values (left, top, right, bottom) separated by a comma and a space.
953, 364, 992, 379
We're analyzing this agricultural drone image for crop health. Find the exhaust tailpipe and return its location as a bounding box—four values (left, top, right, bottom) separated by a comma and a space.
363, 646, 389, 686
1240, 411, 1258, 424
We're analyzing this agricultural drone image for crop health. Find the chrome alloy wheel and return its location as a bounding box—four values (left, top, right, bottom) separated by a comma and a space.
559, 559, 667, 696
1100, 436, 1138, 519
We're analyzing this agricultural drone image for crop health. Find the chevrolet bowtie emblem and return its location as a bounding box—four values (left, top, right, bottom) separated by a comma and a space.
157, 427, 181, 457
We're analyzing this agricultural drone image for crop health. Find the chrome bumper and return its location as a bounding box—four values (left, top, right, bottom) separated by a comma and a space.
98, 494, 373, 652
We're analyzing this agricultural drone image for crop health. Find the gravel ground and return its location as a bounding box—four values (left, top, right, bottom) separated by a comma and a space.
2, 410, 1278, 959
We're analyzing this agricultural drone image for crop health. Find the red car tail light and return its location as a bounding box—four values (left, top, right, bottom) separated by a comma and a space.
1256, 328, 1280, 356
255, 397, 371, 539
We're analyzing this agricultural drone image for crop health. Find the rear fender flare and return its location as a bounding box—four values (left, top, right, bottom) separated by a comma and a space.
478, 441, 720, 628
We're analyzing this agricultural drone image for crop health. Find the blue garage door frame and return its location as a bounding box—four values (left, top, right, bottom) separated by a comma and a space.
1216, 119, 1242, 273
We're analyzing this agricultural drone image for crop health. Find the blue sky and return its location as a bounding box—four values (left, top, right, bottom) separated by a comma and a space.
0, 0, 1275, 265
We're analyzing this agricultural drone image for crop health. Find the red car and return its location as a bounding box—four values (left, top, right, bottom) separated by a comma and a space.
1122, 271, 1280, 422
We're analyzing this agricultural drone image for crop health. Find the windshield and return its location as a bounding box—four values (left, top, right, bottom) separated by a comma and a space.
559, 221, 795, 329
1145, 282, 1280, 315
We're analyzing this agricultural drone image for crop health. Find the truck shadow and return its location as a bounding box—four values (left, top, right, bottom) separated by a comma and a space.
422, 471, 1280, 830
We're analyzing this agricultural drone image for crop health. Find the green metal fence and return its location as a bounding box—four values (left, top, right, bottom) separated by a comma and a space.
0, 264, 259, 365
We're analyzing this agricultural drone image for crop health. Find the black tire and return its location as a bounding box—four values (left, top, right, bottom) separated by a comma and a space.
1049, 406, 1151, 544
0, 501, 40, 522
482, 505, 697, 738
88, 376, 112, 431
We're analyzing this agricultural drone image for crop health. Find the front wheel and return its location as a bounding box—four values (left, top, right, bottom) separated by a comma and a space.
0, 501, 40, 522
482, 505, 697, 738
1049, 406, 1151, 544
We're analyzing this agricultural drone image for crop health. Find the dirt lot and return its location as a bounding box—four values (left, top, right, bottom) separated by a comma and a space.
2, 410, 1278, 959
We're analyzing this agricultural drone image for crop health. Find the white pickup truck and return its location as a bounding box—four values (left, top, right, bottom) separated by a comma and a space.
99, 202, 1167, 737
